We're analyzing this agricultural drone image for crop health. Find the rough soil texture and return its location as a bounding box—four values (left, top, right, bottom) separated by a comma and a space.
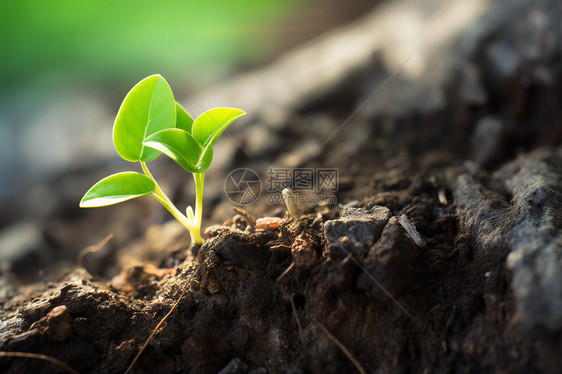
1, 0, 562, 373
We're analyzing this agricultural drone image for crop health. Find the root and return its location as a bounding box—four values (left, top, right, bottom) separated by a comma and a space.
290, 294, 306, 359
77, 233, 114, 267
276, 262, 295, 282
233, 207, 256, 230
0, 351, 78, 374
313, 318, 366, 374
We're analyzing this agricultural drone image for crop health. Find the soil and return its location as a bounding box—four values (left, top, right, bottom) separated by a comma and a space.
2, 0, 562, 373
0, 184, 501, 373
1, 149, 555, 373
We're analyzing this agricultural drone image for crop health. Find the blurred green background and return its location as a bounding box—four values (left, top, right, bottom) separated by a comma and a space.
0, 0, 297, 89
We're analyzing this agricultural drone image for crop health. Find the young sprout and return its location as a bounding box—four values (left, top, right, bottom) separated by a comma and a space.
79, 74, 245, 244
282, 188, 302, 218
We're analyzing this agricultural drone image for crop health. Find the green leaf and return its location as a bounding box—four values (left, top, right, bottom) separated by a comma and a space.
192, 107, 246, 146
113, 74, 176, 162
80, 172, 155, 207
143, 129, 212, 173
175, 102, 194, 133
198, 143, 214, 171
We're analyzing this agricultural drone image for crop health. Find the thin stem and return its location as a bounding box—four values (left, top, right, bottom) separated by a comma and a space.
193, 173, 204, 227
141, 161, 167, 201
151, 193, 195, 232
191, 173, 204, 245
140, 162, 199, 241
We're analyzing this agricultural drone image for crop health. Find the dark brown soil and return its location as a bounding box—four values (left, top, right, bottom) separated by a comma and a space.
0, 162, 544, 373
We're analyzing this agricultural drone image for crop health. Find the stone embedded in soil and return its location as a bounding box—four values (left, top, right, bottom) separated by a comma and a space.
323, 205, 391, 250
454, 147, 562, 330
357, 216, 419, 297
29, 305, 72, 341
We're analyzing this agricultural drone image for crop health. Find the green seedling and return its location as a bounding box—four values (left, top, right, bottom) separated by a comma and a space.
80, 74, 245, 244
